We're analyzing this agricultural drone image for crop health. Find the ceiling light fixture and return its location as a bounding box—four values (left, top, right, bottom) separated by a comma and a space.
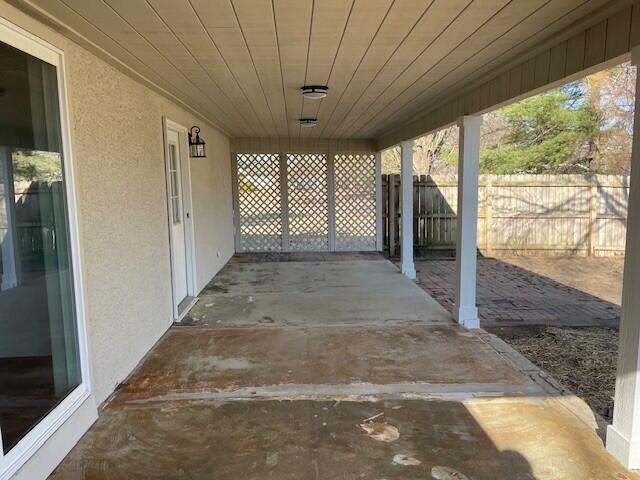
301, 85, 328, 99
299, 118, 318, 127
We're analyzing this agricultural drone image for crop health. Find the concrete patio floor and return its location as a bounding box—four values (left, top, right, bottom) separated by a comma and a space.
50, 254, 638, 479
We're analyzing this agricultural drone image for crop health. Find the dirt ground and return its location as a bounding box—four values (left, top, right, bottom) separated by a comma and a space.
413, 255, 625, 422
486, 324, 619, 420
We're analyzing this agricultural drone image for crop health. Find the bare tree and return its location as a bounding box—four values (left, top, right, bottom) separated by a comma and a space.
579, 63, 636, 174
382, 126, 458, 175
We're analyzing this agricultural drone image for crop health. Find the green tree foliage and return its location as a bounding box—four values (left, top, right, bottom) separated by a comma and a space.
480, 89, 601, 174
383, 63, 634, 176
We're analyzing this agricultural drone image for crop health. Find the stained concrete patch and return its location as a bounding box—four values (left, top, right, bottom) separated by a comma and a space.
360, 421, 400, 442
183, 260, 452, 327
202, 356, 254, 370
431, 465, 469, 479
113, 325, 526, 402
392, 453, 421, 465
265, 452, 279, 467
51, 398, 639, 480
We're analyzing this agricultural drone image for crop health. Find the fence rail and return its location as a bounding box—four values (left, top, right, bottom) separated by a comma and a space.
382, 174, 629, 257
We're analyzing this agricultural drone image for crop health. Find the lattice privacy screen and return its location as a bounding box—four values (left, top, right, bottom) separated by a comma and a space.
286, 153, 329, 251
235, 153, 282, 252
234, 152, 377, 252
334, 153, 377, 250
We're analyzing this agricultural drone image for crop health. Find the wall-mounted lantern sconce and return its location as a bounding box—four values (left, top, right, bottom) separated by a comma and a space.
188, 126, 206, 158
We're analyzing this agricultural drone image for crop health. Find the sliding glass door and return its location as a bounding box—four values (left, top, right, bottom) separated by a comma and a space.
0, 26, 84, 463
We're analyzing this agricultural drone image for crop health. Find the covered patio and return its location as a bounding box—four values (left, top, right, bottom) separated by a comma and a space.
51, 254, 634, 479
0, 1, 640, 479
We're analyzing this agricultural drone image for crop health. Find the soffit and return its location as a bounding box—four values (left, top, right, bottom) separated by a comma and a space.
18, 0, 624, 139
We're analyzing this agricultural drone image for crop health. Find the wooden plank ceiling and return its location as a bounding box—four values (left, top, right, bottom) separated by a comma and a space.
25, 0, 621, 139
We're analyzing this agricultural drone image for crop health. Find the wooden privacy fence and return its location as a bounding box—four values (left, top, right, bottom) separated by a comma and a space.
382, 174, 629, 257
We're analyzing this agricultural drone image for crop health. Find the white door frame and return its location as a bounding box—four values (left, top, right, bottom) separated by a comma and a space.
163, 118, 197, 321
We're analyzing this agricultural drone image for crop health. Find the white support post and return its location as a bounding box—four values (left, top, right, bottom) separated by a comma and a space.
375, 151, 383, 251
400, 140, 416, 279
455, 116, 482, 329
607, 47, 640, 469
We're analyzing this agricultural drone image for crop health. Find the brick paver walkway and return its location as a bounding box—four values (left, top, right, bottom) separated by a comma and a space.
414, 256, 623, 327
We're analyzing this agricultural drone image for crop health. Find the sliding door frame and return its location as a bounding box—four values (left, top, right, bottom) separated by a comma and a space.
0, 17, 92, 480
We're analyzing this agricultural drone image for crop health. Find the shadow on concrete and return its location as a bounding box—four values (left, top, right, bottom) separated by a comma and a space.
50, 394, 545, 479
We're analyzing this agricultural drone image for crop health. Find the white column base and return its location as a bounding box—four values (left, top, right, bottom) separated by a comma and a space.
455, 305, 480, 329
607, 424, 640, 469
401, 262, 416, 280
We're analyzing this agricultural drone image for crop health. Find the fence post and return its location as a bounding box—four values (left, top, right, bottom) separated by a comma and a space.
389, 174, 396, 256
588, 180, 598, 256
420, 175, 427, 249
382, 175, 388, 250
485, 177, 493, 256
413, 175, 419, 248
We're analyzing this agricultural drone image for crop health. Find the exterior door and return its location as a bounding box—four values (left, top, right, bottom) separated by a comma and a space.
166, 129, 188, 305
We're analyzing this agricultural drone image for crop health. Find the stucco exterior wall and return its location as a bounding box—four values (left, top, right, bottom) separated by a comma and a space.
66, 42, 234, 404
0, 4, 235, 477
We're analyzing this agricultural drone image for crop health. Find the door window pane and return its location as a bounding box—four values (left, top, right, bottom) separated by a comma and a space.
169, 143, 180, 224
0, 40, 81, 453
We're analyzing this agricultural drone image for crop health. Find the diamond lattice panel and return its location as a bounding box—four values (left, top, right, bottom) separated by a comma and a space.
334, 153, 377, 251
286, 153, 329, 251
236, 153, 282, 251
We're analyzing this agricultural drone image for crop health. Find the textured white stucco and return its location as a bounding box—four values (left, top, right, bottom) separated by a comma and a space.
0, 4, 235, 477
65, 42, 234, 404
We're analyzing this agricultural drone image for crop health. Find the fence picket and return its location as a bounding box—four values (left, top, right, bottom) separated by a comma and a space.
381, 174, 628, 256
